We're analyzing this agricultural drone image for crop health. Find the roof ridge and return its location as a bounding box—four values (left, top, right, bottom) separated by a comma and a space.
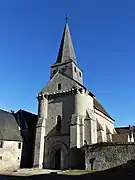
93, 97, 114, 121
41, 71, 60, 93
18, 109, 37, 116
58, 70, 95, 97
0, 109, 12, 114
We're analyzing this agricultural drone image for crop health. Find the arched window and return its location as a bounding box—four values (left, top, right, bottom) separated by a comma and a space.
56, 115, 61, 132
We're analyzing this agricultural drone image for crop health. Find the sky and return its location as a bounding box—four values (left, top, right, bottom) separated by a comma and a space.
0, 0, 135, 126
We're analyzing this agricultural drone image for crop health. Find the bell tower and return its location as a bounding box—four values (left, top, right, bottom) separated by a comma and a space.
50, 17, 83, 85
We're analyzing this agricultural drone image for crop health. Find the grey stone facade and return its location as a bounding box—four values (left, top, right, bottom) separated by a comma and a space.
85, 143, 135, 171
33, 20, 117, 170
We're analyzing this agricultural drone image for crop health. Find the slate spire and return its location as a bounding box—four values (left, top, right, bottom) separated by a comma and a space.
55, 17, 76, 64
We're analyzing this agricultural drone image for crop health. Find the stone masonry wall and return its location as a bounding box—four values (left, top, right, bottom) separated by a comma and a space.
85, 142, 135, 171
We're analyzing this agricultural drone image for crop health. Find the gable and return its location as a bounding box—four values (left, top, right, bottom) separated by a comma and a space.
16, 109, 38, 130
41, 71, 81, 94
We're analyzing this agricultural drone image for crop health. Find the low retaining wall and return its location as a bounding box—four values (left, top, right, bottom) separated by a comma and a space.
85, 142, 135, 171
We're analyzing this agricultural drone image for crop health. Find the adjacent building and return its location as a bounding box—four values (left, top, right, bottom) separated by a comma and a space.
0, 109, 37, 170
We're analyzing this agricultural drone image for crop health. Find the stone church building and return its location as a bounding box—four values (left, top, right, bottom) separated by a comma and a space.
0, 20, 134, 171
33, 21, 134, 170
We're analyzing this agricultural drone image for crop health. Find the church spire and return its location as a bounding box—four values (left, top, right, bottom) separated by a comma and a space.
55, 17, 76, 64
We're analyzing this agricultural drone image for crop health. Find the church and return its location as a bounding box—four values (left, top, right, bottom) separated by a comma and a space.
0, 19, 134, 171
33, 20, 135, 170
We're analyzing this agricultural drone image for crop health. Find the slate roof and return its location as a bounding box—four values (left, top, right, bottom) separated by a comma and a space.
113, 126, 135, 143
115, 126, 135, 141
115, 126, 135, 134
50, 20, 113, 121
115, 127, 130, 134
16, 109, 38, 130
59, 71, 95, 96
55, 22, 76, 64
41, 70, 113, 120
60, 71, 113, 120
0, 109, 22, 141
93, 97, 114, 121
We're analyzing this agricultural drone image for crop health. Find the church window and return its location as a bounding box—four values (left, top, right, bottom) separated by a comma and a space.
79, 72, 81, 77
18, 142, 21, 149
57, 83, 61, 90
0, 141, 4, 148
74, 67, 76, 72
56, 115, 61, 132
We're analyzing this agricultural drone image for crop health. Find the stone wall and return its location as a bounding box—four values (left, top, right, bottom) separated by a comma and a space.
0, 140, 22, 170
43, 93, 74, 169
85, 142, 135, 171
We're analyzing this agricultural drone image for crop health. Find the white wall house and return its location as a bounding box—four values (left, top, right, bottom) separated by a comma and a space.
0, 109, 23, 170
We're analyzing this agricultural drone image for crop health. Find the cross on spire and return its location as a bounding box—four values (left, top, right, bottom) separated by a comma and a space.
65, 14, 68, 23
55, 15, 76, 64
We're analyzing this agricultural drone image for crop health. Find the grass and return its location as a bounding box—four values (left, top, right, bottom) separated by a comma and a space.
59, 169, 95, 175
0, 169, 95, 176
